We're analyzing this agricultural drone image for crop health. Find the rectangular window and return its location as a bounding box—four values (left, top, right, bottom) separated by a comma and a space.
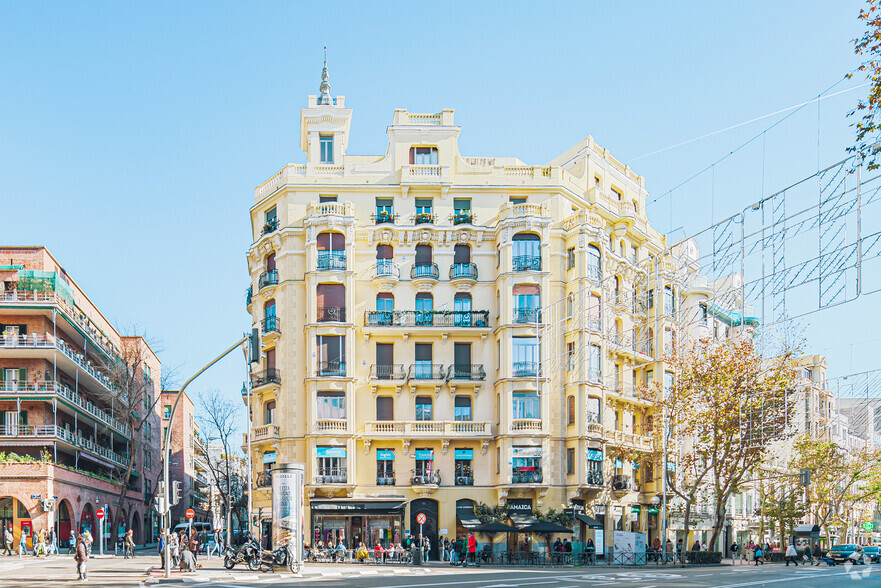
587, 396, 601, 425
414, 343, 433, 379
512, 392, 540, 419
589, 294, 601, 330
415, 396, 433, 421
376, 396, 394, 421
496, 447, 500, 474
319, 194, 338, 202
664, 287, 674, 316
376, 449, 395, 485
414, 449, 434, 477
455, 449, 474, 485
375, 198, 394, 222
145, 451, 152, 469
566, 448, 575, 475
316, 446, 346, 481
588, 344, 601, 382
631, 245, 638, 263
611, 187, 622, 200
512, 336, 539, 376
567, 248, 575, 270
411, 147, 438, 165
567, 395, 575, 425
317, 391, 345, 419
317, 335, 345, 376
567, 341, 575, 371
509, 196, 527, 204
320, 135, 334, 164
415, 198, 433, 224
264, 400, 276, 424
454, 396, 472, 421
512, 447, 542, 482
163, 405, 171, 420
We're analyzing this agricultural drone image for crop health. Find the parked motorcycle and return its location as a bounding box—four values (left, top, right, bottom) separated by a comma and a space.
250, 542, 300, 574
224, 535, 260, 570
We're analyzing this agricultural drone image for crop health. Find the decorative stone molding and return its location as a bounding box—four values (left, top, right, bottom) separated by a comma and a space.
441, 439, 450, 455
481, 440, 490, 455
363, 439, 372, 455
497, 488, 509, 506
402, 440, 411, 455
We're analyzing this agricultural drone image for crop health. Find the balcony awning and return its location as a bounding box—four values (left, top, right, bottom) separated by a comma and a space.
456, 501, 481, 528
574, 513, 603, 529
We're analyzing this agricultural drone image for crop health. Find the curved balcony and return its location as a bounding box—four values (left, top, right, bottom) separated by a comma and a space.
512, 255, 542, 272
253, 424, 280, 442
261, 316, 280, 335
372, 260, 400, 285
316, 251, 346, 272
449, 262, 478, 282
258, 269, 278, 290
250, 368, 281, 388
410, 263, 439, 282
512, 361, 542, 378
511, 418, 543, 433
513, 308, 542, 324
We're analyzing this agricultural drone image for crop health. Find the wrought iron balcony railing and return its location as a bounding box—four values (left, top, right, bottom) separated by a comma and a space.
410, 263, 439, 280
411, 472, 441, 486
612, 474, 638, 492
316, 360, 346, 377
316, 469, 347, 484
452, 212, 474, 225
371, 211, 398, 225
449, 262, 478, 281
377, 476, 396, 486
513, 308, 542, 324
512, 361, 541, 377
258, 269, 278, 290
373, 260, 399, 279
261, 316, 280, 334
256, 471, 272, 487
364, 310, 490, 328
414, 213, 436, 225
250, 368, 281, 388
261, 218, 278, 236
512, 255, 542, 271
317, 306, 346, 322
447, 364, 486, 381
585, 470, 604, 486
317, 251, 346, 271
369, 364, 406, 380
512, 470, 543, 484
408, 363, 446, 380
455, 475, 474, 486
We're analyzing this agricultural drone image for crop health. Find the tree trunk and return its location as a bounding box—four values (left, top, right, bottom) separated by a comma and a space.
113, 456, 134, 546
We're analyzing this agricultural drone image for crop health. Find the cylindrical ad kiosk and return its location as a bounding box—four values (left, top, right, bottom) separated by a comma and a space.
272, 463, 305, 564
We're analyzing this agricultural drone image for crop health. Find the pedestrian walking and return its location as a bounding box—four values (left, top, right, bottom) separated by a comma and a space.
48, 528, 57, 555
3, 526, 12, 556
34, 528, 46, 557
189, 530, 200, 563
74, 534, 88, 581
18, 530, 27, 557
754, 545, 764, 565
171, 532, 180, 567
124, 529, 135, 559
67, 530, 76, 555
813, 542, 823, 566
83, 530, 92, 556
467, 531, 477, 566
785, 542, 799, 566
158, 531, 166, 570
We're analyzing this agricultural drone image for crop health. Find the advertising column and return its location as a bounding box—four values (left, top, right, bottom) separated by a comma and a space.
271, 463, 304, 559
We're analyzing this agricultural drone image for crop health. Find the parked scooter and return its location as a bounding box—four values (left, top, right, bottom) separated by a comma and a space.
224, 534, 260, 570
250, 540, 300, 574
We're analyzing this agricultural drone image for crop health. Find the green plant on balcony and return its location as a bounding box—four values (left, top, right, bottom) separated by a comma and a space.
415, 212, 434, 224
452, 212, 473, 225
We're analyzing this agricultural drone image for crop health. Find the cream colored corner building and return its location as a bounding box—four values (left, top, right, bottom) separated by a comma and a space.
244, 67, 693, 555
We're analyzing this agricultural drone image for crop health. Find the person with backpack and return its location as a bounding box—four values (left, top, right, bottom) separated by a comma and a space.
754, 544, 764, 565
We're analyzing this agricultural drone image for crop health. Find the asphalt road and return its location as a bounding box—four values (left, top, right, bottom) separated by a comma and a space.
0, 553, 877, 587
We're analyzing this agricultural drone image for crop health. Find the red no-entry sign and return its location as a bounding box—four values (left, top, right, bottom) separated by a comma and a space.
96, 509, 105, 520
416, 513, 426, 525
185, 509, 195, 520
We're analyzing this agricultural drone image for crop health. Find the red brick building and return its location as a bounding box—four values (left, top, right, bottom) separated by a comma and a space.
159, 390, 211, 526
0, 247, 162, 549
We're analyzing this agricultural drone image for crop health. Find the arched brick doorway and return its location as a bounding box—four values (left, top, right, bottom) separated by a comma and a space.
80, 503, 94, 534
57, 500, 73, 548
130, 511, 141, 545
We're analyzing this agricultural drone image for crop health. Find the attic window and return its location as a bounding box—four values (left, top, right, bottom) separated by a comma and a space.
409, 147, 438, 165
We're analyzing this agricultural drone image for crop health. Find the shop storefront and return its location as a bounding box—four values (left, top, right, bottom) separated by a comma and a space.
310, 500, 405, 549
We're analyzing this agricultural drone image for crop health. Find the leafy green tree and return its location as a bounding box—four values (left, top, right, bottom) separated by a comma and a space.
848, 0, 881, 169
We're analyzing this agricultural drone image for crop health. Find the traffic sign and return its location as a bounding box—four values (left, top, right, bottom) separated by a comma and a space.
96, 508, 105, 520
416, 513, 426, 525
185, 509, 195, 520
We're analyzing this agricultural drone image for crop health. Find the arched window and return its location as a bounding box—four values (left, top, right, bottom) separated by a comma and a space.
512, 233, 541, 271
376, 244, 393, 259
453, 244, 470, 264
265, 252, 276, 272
412, 244, 436, 279
376, 244, 394, 276
587, 245, 601, 280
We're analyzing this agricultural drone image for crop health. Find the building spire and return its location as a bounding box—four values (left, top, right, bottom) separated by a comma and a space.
318, 46, 333, 106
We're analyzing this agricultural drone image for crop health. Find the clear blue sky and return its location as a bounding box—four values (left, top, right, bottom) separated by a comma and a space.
1, 1, 876, 421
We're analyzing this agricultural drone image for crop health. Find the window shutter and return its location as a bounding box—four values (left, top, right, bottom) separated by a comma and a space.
512, 285, 540, 296
19, 368, 27, 382
409, 147, 415, 165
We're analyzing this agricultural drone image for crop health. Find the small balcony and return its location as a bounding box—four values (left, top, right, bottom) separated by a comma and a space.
261, 218, 278, 236
414, 213, 436, 225
370, 364, 406, 381
410, 263, 439, 281
250, 368, 281, 388
364, 310, 490, 328
513, 308, 542, 324
256, 471, 272, 487
371, 211, 398, 225
377, 476, 396, 486
253, 424, 280, 442
455, 475, 474, 486
612, 474, 638, 492
245, 286, 252, 308
316, 360, 346, 377
408, 363, 446, 381
317, 251, 346, 271
317, 306, 346, 322
261, 316, 280, 335
512, 361, 541, 378
512, 469, 543, 484
258, 269, 278, 290
447, 364, 486, 381
316, 469, 348, 484
411, 472, 441, 486
373, 260, 400, 281
512, 255, 542, 272
451, 212, 474, 225
449, 262, 478, 282
585, 470, 604, 487
511, 418, 543, 433
314, 419, 348, 434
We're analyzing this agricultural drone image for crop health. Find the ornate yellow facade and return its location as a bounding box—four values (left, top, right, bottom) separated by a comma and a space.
245, 65, 685, 554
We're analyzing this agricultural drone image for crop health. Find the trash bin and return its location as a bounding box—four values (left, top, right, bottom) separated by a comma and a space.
412, 549, 422, 566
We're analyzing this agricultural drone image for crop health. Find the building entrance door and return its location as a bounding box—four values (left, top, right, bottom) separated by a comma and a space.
410, 498, 439, 561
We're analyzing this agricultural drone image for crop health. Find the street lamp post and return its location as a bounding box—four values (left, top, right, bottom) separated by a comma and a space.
161, 336, 250, 579
241, 382, 253, 546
